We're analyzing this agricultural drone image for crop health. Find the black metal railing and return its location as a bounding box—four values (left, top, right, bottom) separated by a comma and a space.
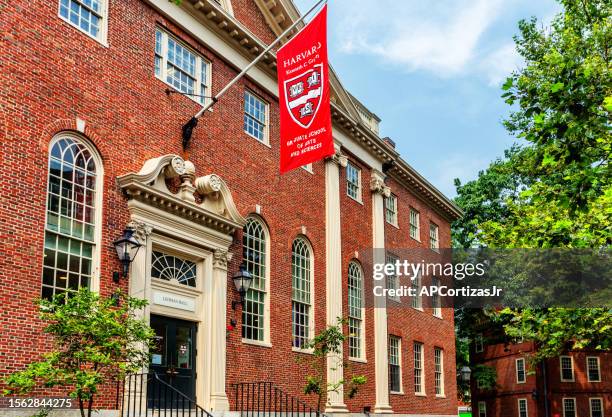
121, 373, 213, 417
233, 382, 324, 417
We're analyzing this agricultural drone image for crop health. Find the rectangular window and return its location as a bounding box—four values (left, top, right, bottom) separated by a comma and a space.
563, 398, 576, 417
478, 401, 487, 417
155, 28, 211, 105
430, 222, 439, 251
58, 0, 107, 42
244, 91, 268, 143
590, 398, 603, 417
587, 357, 601, 382
516, 358, 526, 383
346, 162, 361, 201
385, 194, 398, 226
411, 273, 422, 309
414, 342, 424, 394
475, 334, 484, 353
348, 264, 364, 360
388, 336, 402, 393
386, 253, 399, 301
560, 356, 574, 382
432, 277, 442, 317
409, 208, 420, 240
518, 399, 528, 417
434, 347, 444, 396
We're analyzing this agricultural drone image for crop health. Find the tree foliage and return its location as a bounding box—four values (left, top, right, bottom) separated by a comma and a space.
3, 289, 155, 417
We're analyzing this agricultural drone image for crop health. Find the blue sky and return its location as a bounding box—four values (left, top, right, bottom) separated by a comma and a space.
293, 0, 560, 197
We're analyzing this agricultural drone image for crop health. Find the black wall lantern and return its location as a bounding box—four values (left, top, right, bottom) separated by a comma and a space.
112, 227, 142, 280
232, 263, 253, 309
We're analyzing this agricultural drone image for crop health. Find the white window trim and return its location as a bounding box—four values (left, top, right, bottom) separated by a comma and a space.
475, 334, 484, 353
155, 28, 213, 107
518, 398, 528, 417
44, 133, 104, 295
587, 356, 601, 382
590, 397, 604, 417
516, 358, 527, 384
560, 356, 575, 382
434, 347, 445, 397
563, 398, 577, 417
301, 163, 314, 174
432, 277, 442, 318
291, 237, 315, 354
414, 342, 426, 396
411, 272, 423, 311
389, 335, 403, 394
346, 162, 362, 203
348, 261, 366, 362
57, 0, 109, 46
385, 194, 399, 227
244, 90, 270, 146
409, 208, 420, 241
386, 253, 401, 303
478, 401, 487, 417
430, 222, 440, 252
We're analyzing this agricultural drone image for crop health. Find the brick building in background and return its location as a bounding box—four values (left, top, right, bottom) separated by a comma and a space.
0, 0, 461, 416
471, 334, 611, 417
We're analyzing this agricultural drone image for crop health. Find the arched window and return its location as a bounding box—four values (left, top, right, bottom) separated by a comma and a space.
242, 217, 268, 342
348, 261, 365, 359
42, 134, 102, 299
291, 237, 313, 349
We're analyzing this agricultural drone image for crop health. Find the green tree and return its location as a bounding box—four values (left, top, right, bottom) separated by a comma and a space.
297, 318, 366, 413
3, 289, 155, 417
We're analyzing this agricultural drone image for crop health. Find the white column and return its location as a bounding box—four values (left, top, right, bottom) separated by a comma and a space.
370, 171, 393, 414
208, 249, 232, 412
324, 145, 349, 413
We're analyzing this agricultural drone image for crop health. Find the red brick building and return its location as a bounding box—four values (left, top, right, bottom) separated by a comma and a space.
0, 0, 461, 416
471, 336, 611, 417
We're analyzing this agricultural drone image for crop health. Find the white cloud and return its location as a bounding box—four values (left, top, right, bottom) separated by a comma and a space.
479, 42, 523, 86
427, 153, 491, 197
336, 0, 504, 77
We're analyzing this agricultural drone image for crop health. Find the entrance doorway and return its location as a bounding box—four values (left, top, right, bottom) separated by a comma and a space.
148, 315, 197, 406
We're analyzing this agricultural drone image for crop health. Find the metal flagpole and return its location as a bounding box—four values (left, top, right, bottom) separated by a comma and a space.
182, 0, 328, 149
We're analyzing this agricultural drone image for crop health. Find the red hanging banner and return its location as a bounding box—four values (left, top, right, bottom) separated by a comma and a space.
278, 4, 334, 174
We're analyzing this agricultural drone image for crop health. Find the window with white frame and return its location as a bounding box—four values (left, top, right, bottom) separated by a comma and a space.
478, 401, 487, 417
58, 0, 107, 42
43, 135, 101, 299
155, 28, 211, 105
292, 238, 313, 349
590, 398, 603, 417
475, 334, 484, 353
346, 162, 361, 201
151, 251, 197, 287
244, 91, 268, 143
563, 398, 576, 417
411, 272, 422, 309
385, 194, 398, 226
386, 253, 399, 301
587, 357, 601, 382
409, 208, 420, 240
434, 347, 444, 396
414, 342, 424, 394
388, 336, 402, 393
348, 262, 364, 359
432, 277, 442, 317
560, 356, 574, 382
518, 398, 528, 417
516, 358, 526, 383
242, 217, 268, 342
430, 222, 439, 251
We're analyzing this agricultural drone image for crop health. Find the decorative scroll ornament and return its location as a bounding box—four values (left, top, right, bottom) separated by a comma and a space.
371, 173, 391, 197
127, 220, 153, 243
213, 249, 233, 269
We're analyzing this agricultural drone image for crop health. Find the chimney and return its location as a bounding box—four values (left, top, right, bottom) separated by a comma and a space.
382, 137, 396, 149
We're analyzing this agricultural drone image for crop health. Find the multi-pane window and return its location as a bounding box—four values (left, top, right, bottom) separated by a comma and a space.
587, 357, 601, 382
43, 136, 100, 299
560, 356, 574, 381
348, 262, 364, 359
475, 334, 484, 353
590, 398, 603, 417
388, 336, 402, 393
244, 91, 268, 142
385, 194, 398, 226
414, 342, 424, 394
242, 218, 268, 342
432, 277, 442, 317
518, 399, 528, 417
429, 222, 439, 251
346, 162, 361, 201
563, 398, 576, 417
411, 273, 422, 309
386, 253, 399, 301
516, 358, 526, 383
59, 0, 106, 41
151, 251, 197, 287
409, 208, 420, 240
434, 347, 444, 396
155, 28, 211, 105
478, 401, 487, 417
292, 238, 313, 349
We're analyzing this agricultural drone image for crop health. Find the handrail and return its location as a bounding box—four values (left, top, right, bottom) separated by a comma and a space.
232, 381, 326, 417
